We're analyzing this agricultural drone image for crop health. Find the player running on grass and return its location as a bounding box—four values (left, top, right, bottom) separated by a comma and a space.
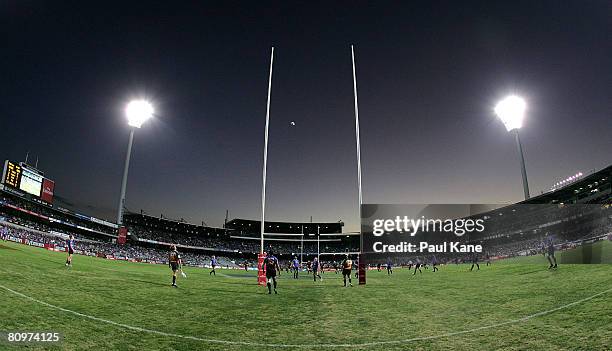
210, 255, 217, 276
291, 256, 300, 279
262, 251, 281, 294
312, 256, 322, 282
341, 254, 353, 287
470, 253, 480, 271
386, 257, 393, 275
168, 245, 182, 287
545, 232, 558, 269
65, 235, 75, 268
413, 257, 423, 275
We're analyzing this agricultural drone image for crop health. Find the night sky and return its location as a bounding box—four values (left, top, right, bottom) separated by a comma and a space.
1, 1, 611, 231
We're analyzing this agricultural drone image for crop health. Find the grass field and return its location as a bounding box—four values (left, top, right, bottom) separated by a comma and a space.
1, 240, 612, 351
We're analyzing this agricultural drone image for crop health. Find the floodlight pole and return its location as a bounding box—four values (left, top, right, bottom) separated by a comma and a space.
351, 45, 365, 285
117, 128, 135, 225
260, 47, 274, 255
513, 129, 530, 200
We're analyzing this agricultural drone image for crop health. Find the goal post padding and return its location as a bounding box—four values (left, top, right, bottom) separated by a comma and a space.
257, 253, 266, 286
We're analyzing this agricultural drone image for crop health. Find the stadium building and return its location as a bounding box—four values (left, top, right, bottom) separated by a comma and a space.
1, 158, 610, 267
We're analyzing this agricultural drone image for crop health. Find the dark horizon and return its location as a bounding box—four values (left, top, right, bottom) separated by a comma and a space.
1, 1, 611, 231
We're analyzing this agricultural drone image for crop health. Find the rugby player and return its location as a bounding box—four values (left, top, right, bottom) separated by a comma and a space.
210, 255, 217, 276
341, 254, 353, 287
262, 251, 281, 294
312, 256, 322, 282
65, 235, 75, 268
469, 253, 480, 271
292, 256, 300, 279
545, 233, 558, 269
168, 245, 182, 287
431, 255, 438, 272
413, 257, 422, 275
386, 258, 393, 275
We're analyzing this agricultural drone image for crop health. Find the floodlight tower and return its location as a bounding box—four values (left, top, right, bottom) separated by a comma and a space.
117, 100, 154, 225
494, 95, 530, 200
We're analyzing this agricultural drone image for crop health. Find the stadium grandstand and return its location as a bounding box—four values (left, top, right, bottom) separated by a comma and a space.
1, 160, 611, 270
524, 164, 611, 205
372, 165, 612, 266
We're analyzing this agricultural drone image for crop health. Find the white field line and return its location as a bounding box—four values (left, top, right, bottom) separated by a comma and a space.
1, 284, 610, 348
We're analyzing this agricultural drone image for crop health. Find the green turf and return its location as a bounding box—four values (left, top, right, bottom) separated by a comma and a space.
1, 240, 611, 351
498, 240, 612, 265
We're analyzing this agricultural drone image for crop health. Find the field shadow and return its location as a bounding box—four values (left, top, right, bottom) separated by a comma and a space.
199, 287, 256, 295
215, 280, 253, 287
131, 279, 174, 287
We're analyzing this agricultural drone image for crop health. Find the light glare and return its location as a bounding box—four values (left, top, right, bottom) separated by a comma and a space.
494, 95, 526, 132
126, 100, 154, 128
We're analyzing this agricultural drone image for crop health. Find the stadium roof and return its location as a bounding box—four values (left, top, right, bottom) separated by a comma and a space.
522, 164, 611, 205
225, 218, 344, 234
124, 212, 227, 232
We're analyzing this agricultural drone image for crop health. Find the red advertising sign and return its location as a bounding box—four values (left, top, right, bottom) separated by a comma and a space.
41, 178, 55, 203
117, 227, 127, 244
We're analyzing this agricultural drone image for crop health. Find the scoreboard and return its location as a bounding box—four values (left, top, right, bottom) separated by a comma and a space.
1, 160, 55, 203
2, 161, 21, 188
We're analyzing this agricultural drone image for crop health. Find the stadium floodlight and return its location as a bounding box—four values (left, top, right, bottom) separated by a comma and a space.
494, 95, 526, 132
495, 95, 530, 200
125, 100, 154, 128
117, 100, 154, 226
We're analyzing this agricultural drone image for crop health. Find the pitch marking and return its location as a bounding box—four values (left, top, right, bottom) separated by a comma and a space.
1, 284, 610, 348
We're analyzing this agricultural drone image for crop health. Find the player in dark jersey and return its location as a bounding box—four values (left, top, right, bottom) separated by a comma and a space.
341, 254, 353, 287
65, 235, 75, 268
292, 256, 300, 279
469, 253, 480, 271
413, 257, 423, 275
431, 255, 439, 272
209, 255, 217, 276
263, 251, 281, 294
312, 257, 322, 282
545, 233, 558, 269
386, 258, 393, 275
168, 245, 182, 287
